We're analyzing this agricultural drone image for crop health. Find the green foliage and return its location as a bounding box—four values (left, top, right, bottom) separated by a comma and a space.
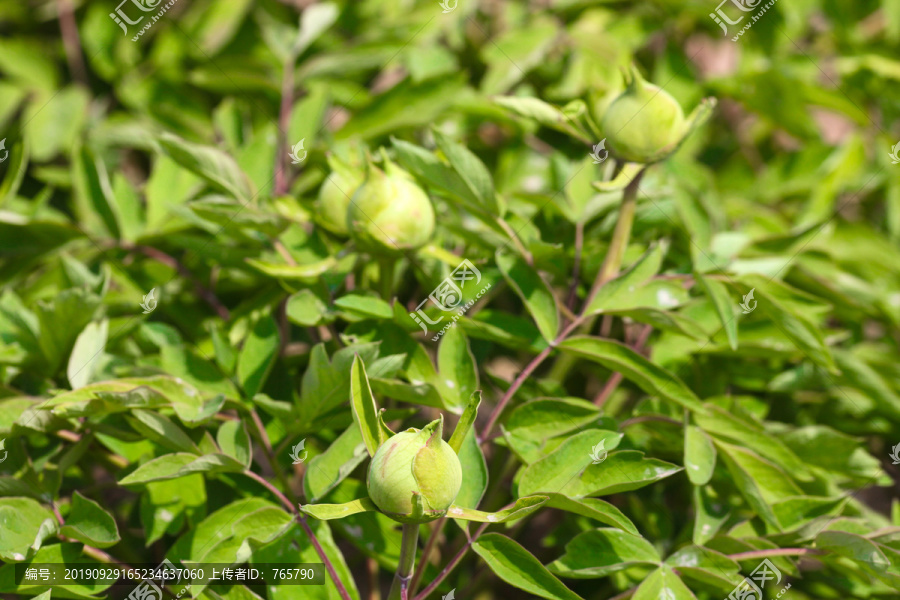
1, 0, 899, 599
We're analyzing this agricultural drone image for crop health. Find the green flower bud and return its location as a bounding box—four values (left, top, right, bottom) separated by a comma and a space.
600, 66, 688, 164
366, 418, 462, 523
346, 159, 435, 256
316, 163, 364, 236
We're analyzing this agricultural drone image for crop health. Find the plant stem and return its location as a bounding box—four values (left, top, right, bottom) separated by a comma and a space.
378, 256, 396, 301
566, 220, 585, 311
274, 47, 298, 196
244, 469, 295, 514
388, 523, 420, 600
413, 522, 489, 600
410, 517, 446, 596
298, 515, 354, 600
481, 169, 646, 440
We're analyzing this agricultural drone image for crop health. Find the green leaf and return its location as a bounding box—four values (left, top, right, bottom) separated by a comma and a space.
684, 425, 716, 485
158, 132, 254, 202
334, 294, 393, 320
432, 129, 498, 214
217, 419, 252, 468
497, 250, 559, 343
558, 336, 705, 412
350, 354, 384, 457
631, 566, 698, 600
665, 545, 742, 592
448, 495, 546, 523
0, 497, 57, 561
544, 494, 638, 535
501, 397, 601, 463
119, 452, 245, 485
517, 429, 623, 497
448, 390, 482, 453
304, 423, 368, 503
437, 326, 478, 411
126, 409, 200, 454
473, 533, 584, 600
300, 498, 378, 521
692, 485, 730, 545
286, 290, 329, 326
493, 96, 589, 141
71, 143, 120, 239
816, 531, 891, 572
558, 450, 682, 498
236, 313, 279, 399
716, 441, 802, 530
452, 428, 488, 516
695, 273, 738, 350
547, 528, 660, 579
59, 492, 120, 548
66, 319, 108, 390
584, 243, 665, 316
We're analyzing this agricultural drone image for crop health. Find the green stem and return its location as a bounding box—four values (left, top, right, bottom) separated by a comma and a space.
389, 523, 420, 600
548, 167, 646, 383
378, 256, 396, 301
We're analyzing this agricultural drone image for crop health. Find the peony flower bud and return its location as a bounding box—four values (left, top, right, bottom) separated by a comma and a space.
599, 66, 688, 164
316, 159, 364, 236
366, 417, 462, 523
346, 158, 435, 256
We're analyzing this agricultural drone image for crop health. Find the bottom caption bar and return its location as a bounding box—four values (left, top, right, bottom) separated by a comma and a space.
15, 562, 326, 588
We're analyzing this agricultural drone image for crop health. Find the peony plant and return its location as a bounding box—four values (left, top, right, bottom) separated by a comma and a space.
300, 356, 548, 600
